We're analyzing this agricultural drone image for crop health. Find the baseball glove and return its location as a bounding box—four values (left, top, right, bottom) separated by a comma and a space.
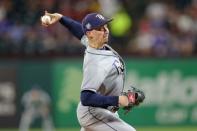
122, 86, 145, 114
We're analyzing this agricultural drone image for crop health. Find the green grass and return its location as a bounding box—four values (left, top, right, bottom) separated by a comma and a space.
1, 127, 197, 131
138, 126, 197, 131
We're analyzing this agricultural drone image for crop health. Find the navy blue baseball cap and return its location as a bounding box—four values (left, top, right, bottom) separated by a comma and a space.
82, 13, 113, 33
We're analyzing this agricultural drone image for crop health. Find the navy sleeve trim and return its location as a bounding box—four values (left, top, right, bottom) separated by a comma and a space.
59, 16, 84, 40
80, 90, 119, 108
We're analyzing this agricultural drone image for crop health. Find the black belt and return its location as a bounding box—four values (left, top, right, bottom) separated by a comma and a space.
106, 106, 119, 113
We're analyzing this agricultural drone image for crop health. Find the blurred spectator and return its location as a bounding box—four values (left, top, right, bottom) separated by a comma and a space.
0, 0, 99, 56
0, 0, 196, 57
128, 0, 196, 57
19, 86, 54, 131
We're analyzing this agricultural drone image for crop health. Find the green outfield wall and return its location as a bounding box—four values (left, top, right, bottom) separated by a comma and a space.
51, 58, 197, 127
0, 58, 197, 128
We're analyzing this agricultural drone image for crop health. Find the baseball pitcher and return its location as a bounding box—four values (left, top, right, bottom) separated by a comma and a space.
41, 11, 145, 131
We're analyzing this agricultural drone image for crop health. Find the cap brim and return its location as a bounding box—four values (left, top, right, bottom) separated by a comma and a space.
104, 18, 113, 25
94, 18, 113, 29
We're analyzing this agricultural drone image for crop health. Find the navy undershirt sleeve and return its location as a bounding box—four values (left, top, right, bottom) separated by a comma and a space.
81, 90, 119, 108
59, 16, 84, 40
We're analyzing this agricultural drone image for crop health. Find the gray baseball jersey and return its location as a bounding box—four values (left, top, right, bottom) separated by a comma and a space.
19, 89, 54, 131
77, 36, 136, 131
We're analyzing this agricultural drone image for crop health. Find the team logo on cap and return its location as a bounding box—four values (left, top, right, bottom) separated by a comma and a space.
96, 14, 105, 20
85, 23, 92, 30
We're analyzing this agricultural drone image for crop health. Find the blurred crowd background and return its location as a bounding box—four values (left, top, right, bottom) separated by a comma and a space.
0, 0, 196, 57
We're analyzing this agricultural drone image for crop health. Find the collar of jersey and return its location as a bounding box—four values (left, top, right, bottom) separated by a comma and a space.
86, 45, 116, 56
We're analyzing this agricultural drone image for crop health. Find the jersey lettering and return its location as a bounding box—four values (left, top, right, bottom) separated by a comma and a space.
113, 59, 124, 74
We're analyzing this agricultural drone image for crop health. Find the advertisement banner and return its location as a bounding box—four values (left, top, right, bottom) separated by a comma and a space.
52, 59, 197, 127
122, 59, 197, 126
52, 59, 83, 127
0, 66, 18, 127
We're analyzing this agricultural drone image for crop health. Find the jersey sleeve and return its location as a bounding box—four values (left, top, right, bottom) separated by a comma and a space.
80, 35, 88, 47
41, 91, 51, 105
59, 16, 84, 40
21, 92, 28, 105
81, 64, 108, 92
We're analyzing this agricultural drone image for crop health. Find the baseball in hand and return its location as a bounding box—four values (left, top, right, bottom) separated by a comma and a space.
41, 15, 51, 23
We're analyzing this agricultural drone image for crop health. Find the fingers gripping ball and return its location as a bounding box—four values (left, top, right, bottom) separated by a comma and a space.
122, 86, 145, 114
41, 15, 51, 24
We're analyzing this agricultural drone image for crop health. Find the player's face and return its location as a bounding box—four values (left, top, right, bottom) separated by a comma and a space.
93, 25, 109, 43
87, 24, 109, 45
86, 24, 109, 48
